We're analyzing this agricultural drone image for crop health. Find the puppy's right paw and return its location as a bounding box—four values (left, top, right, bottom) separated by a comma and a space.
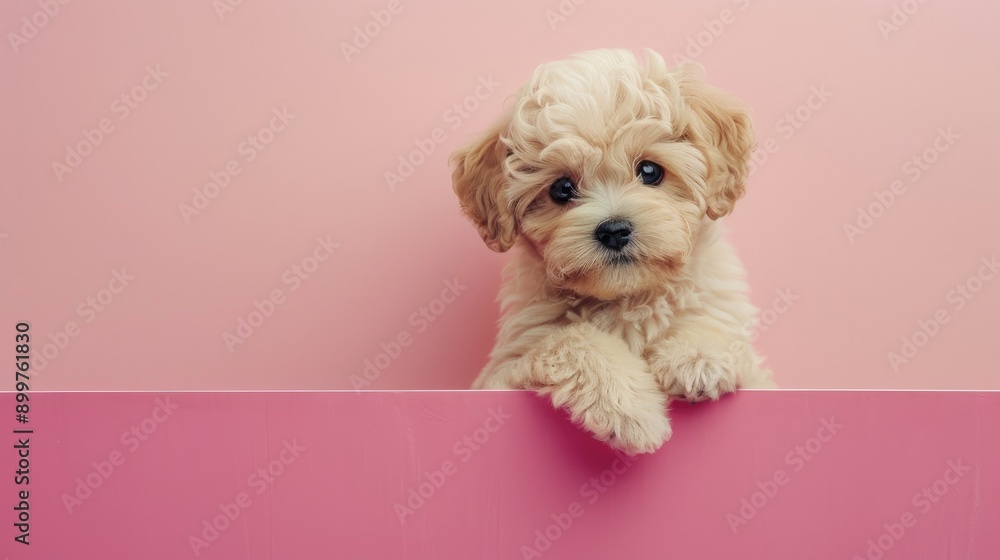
527, 322, 672, 454
574, 394, 672, 455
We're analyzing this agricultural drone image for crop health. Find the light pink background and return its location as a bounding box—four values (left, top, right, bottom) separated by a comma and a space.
2, 0, 998, 390
4, 390, 997, 559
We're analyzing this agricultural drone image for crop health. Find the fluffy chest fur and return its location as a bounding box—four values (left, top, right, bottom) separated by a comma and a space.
567, 295, 678, 355
493, 244, 704, 359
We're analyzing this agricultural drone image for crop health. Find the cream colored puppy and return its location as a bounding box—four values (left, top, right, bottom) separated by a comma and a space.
450, 49, 773, 455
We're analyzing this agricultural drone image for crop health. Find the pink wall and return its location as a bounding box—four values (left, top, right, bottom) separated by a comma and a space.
1, 0, 998, 390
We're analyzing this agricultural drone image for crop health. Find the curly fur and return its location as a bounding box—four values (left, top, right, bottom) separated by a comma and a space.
451, 49, 773, 454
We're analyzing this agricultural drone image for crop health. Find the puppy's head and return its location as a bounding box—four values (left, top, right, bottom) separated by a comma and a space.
450, 49, 753, 300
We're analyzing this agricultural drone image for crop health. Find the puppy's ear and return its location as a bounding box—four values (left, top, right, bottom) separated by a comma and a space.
674, 63, 755, 219
450, 111, 517, 252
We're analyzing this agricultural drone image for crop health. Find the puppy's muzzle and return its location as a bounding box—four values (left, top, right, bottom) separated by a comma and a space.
595, 219, 633, 251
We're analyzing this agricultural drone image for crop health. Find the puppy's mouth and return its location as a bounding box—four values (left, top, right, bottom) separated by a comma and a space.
606, 252, 637, 266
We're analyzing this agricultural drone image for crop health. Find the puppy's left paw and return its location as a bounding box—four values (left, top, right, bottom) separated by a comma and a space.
648, 338, 746, 402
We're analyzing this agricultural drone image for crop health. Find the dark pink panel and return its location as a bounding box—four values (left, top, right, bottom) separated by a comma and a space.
1, 390, 997, 559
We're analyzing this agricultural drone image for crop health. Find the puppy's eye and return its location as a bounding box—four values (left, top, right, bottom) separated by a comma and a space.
549, 177, 577, 204
636, 160, 664, 186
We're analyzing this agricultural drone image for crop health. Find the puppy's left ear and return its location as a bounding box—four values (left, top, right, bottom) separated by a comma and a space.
672, 63, 755, 219
449, 110, 518, 252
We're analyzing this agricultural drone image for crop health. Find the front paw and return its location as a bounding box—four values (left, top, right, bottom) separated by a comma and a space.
573, 393, 672, 455
648, 338, 746, 402
525, 322, 673, 454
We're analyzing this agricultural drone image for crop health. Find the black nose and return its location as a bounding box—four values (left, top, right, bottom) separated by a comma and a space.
595, 220, 633, 251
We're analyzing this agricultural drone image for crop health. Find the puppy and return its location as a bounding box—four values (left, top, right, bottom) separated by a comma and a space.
450, 49, 773, 454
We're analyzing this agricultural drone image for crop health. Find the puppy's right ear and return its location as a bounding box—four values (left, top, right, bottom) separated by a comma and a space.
450, 111, 517, 253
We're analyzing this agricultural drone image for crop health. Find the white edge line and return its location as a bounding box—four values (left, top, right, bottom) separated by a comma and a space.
1, 389, 998, 394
